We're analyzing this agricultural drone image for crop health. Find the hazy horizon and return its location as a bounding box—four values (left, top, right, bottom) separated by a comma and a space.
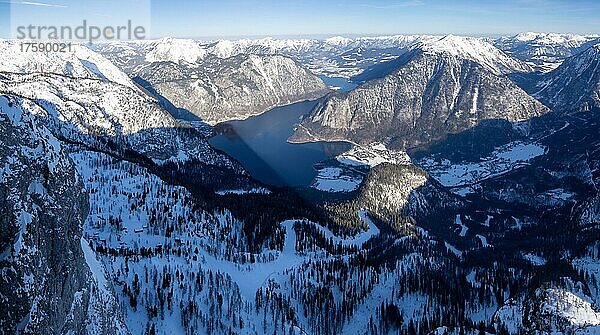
1, 0, 599, 40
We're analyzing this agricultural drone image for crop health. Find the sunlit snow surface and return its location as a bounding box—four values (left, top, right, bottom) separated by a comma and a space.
420, 141, 546, 189
0, 40, 135, 89
311, 143, 411, 193
311, 167, 362, 192
214, 187, 271, 195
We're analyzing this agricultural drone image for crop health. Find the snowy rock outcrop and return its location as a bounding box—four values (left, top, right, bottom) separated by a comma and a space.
0, 40, 135, 89
330, 163, 463, 231
495, 285, 600, 334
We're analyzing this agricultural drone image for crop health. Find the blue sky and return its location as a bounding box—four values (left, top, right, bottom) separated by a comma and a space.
0, 0, 598, 39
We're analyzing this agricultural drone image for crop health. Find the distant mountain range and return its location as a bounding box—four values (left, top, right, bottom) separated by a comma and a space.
530, 43, 600, 112
495, 32, 600, 72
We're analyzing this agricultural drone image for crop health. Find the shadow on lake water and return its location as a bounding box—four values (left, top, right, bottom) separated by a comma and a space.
209, 100, 350, 187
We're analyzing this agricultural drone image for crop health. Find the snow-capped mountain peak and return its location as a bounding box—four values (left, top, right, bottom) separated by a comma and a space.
145, 37, 208, 64
325, 36, 353, 46
210, 39, 238, 58
419, 34, 532, 74
513, 32, 599, 45
514, 32, 542, 42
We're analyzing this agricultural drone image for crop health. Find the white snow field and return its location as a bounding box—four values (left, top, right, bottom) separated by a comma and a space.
421, 141, 546, 188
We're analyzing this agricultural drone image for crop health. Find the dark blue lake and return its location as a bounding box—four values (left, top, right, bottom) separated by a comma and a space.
209, 100, 349, 188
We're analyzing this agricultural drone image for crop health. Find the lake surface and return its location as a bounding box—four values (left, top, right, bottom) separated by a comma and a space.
320, 75, 358, 92
209, 100, 350, 187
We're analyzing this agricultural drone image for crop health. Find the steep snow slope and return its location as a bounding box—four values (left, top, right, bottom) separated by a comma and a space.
0, 39, 135, 89
0, 72, 235, 166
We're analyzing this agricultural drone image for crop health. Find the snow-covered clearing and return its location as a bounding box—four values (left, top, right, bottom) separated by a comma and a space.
307, 210, 380, 248
455, 214, 469, 237
420, 141, 546, 187
311, 167, 362, 192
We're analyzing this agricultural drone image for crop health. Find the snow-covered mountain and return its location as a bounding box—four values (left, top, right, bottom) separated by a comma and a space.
0, 40, 135, 88
530, 43, 600, 112
207, 35, 443, 78
290, 35, 547, 149
95, 35, 444, 80
496, 281, 600, 334
421, 35, 532, 75
94, 32, 599, 81
95, 38, 330, 124
0, 41, 242, 167
495, 32, 600, 72
134, 53, 329, 124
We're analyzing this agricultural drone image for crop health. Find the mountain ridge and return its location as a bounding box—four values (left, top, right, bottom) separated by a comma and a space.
289, 35, 548, 149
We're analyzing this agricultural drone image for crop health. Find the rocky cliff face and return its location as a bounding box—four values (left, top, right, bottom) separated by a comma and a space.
0, 95, 127, 335
290, 36, 548, 149
531, 43, 600, 113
